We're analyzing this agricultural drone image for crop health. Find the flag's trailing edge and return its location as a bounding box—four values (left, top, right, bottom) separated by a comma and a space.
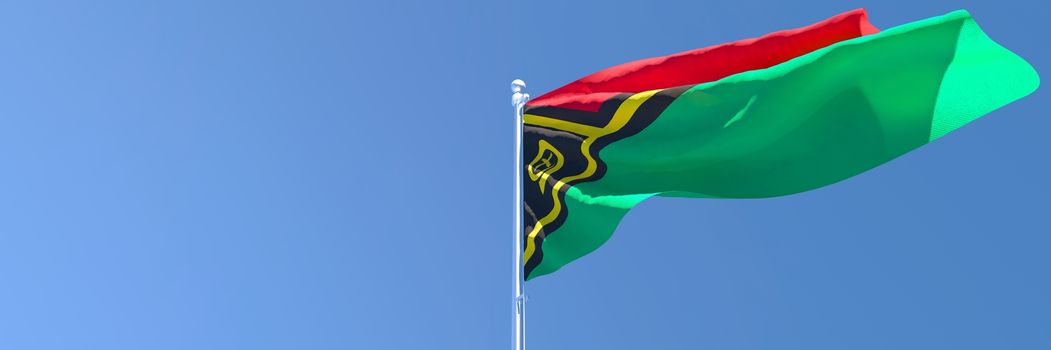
522, 9, 1039, 280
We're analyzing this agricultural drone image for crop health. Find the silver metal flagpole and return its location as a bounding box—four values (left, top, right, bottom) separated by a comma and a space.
511, 79, 529, 350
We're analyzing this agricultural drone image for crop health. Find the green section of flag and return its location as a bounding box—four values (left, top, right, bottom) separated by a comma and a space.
528, 10, 1038, 280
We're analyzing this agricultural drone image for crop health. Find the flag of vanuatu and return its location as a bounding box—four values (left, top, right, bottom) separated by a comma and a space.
521, 9, 1039, 280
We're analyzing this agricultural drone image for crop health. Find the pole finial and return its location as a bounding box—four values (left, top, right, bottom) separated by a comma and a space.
511, 79, 526, 93
512, 79, 530, 109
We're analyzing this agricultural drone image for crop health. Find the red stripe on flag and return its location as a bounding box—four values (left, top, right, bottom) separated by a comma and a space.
528, 8, 879, 112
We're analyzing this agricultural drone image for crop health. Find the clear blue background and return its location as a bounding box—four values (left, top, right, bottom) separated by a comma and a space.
0, 1, 1046, 349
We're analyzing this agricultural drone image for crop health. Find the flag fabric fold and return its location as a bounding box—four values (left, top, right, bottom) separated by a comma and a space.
522, 9, 1039, 280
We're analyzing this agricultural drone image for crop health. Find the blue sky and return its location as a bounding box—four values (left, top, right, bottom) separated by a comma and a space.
0, 1, 1047, 349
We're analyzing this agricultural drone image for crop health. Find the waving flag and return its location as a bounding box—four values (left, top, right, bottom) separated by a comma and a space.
522, 9, 1039, 280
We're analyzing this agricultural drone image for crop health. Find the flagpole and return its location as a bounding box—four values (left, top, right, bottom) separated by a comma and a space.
511, 79, 529, 350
